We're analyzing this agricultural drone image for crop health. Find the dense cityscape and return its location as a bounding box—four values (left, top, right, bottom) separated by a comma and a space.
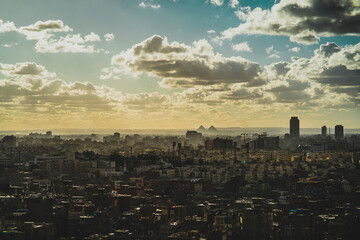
1, 1, 360, 239
1, 117, 360, 240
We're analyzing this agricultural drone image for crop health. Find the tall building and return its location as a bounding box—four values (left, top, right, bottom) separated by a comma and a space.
290, 117, 299, 138
321, 126, 327, 136
335, 125, 344, 140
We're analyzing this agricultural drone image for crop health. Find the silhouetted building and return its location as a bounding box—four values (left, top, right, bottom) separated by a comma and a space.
290, 117, 300, 138
213, 138, 233, 150
335, 125, 344, 140
250, 136, 279, 150
1, 135, 17, 148
321, 125, 327, 136
114, 132, 120, 140
205, 138, 213, 150
186, 131, 202, 145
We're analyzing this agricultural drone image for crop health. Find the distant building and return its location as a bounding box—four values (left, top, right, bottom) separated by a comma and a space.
1, 135, 17, 148
352, 152, 360, 166
212, 138, 234, 150
250, 136, 279, 151
186, 131, 202, 145
321, 126, 327, 136
335, 125, 344, 140
103, 132, 121, 143
290, 117, 300, 138
114, 132, 120, 140
205, 138, 213, 150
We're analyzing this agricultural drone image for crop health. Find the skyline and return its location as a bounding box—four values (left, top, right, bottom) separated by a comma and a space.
1, 0, 360, 130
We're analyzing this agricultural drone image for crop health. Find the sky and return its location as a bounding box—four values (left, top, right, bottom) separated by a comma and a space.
0, 0, 359, 130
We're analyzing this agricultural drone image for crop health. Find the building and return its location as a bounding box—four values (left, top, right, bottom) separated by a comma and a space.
186, 131, 202, 145
335, 125, 344, 140
212, 138, 234, 150
1, 135, 17, 148
250, 136, 279, 151
290, 117, 300, 138
114, 132, 120, 140
321, 126, 327, 136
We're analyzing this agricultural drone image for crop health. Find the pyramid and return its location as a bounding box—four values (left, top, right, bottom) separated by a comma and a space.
208, 125, 218, 133
197, 125, 206, 132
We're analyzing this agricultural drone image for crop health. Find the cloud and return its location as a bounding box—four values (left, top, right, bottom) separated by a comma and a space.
266, 45, 281, 58
1, 42, 18, 48
139, 1, 161, 9
269, 54, 280, 58
231, 41, 252, 52
0, 77, 118, 114
317, 65, 360, 86
84, 32, 101, 42
102, 35, 262, 88
261, 41, 360, 108
215, 0, 360, 44
208, 0, 224, 6
0, 62, 55, 77
104, 33, 115, 41
266, 46, 273, 54
267, 62, 291, 76
20, 20, 72, 32
35, 33, 104, 53
0, 61, 210, 129
0, 19, 104, 53
0, 20, 16, 33
18, 20, 73, 40
289, 47, 300, 52
229, 0, 239, 8
122, 92, 174, 111
207, 29, 216, 34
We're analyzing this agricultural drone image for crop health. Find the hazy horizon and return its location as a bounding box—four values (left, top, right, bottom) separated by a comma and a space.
2, 126, 360, 136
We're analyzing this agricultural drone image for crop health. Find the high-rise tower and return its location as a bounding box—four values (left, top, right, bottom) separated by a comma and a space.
290, 117, 299, 138
335, 125, 344, 140
321, 125, 327, 136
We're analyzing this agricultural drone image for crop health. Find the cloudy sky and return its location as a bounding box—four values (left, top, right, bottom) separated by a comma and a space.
0, 0, 359, 130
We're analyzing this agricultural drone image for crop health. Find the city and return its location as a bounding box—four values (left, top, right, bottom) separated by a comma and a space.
1, 117, 360, 239
1, 0, 360, 239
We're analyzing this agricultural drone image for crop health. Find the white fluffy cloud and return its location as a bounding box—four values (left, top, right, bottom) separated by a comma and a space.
231, 41, 252, 52
215, 0, 360, 44
208, 0, 224, 6
289, 47, 300, 52
0, 20, 16, 33
34, 32, 104, 53
104, 33, 115, 41
229, 0, 239, 8
139, 1, 161, 9
207, 0, 238, 8
0, 19, 105, 53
